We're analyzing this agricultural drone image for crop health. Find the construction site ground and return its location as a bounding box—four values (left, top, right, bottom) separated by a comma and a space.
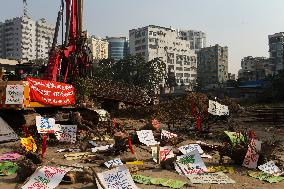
1, 115, 284, 189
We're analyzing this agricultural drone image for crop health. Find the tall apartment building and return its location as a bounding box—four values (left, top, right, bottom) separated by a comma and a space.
88, 36, 108, 61
268, 32, 284, 72
106, 37, 129, 61
129, 25, 197, 88
0, 16, 54, 62
177, 30, 206, 51
35, 18, 54, 60
197, 44, 228, 88
238, 56, 273, 81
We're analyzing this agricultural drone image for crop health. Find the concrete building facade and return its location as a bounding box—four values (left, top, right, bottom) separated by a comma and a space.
106, 37, 129, 61
268, 32, 284, 72
35, 18, 54, 60
238, 56, 273, 81
129, 25, 197, 88
0, 16, 54, 62
177, 30, 206, 51
197, 44, 228, 88
88, 36, 108, 61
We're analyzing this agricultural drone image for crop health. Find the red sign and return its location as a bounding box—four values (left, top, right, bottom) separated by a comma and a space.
27, 78, 75, 106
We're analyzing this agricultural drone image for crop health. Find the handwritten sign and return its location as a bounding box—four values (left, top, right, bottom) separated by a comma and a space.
96, 166, 138, 189
176, 149, 207, 175
55, 125, 77, 143
0, 153, 21, 161
104, 158, 123, 168
208, 100, 229, 116
27, 78, 75, 106
187, 172, 235, 184
36, 116, 56, 133
258, 161, 281, 175
242, 139, 262, 169
178, 144, 204, 155
22, 166, 67, 189
152, 146, 175, 163
5, 85, 24, 104
136, 130, 159, 146
161, 130, 177, 139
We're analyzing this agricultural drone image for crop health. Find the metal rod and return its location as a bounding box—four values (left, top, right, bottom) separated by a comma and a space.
64, 0, 72, 47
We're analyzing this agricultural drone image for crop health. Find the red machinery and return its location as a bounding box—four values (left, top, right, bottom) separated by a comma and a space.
44, 0, 91, 82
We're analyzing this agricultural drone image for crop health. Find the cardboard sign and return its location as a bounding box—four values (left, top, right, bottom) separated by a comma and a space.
161, 130, 177, 139
176, 149, 207, 175
104, 158, 123, 168
55, 125, 77, 143
0, 153, 21, 161
136, 130, 159, 146
258, 161, 281, 175
5, 85, 24, 104
208, 100, 229, 116
151, 146, 175, 163
21, 166, 67, 189
132, 174, 187, 188
178, 144, 204, 155
36, 116, 56, 134
187, 172, 235, 184
27, 78, 75, 106
96, 166, 139, 189
242, 139, 261, 169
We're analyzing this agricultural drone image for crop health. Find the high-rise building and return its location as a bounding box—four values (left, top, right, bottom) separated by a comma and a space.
268, 32, 284, 72
129, 25, 197, 88
177, 30, 206, 51
0, 16, 54, 62
35, 18, 54, 60
238, 56, 273, 81
106, 37, 129, 61
197, 44, 228, 88
88, 36, 108, 61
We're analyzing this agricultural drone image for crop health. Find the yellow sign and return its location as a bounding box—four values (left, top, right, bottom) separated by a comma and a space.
21, 136, 37, 152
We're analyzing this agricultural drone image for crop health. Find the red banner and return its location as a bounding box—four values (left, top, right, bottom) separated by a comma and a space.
27, 78, 75, 106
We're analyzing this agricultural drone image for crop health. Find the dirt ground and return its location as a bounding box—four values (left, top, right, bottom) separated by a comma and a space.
1, 116, 284, 189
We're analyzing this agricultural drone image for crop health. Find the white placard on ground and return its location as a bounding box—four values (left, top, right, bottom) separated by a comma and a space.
104, 158, 123, 168
258, 161, 281, 175
136, 130, 159, 146
179, 144, 204, 154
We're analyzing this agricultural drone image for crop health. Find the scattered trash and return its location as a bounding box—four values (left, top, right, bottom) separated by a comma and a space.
64, 152, 96, 161
91, 144, 114, 152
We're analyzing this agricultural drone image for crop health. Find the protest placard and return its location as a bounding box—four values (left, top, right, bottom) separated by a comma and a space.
242, 139, 261, 169
258, 161, 281, 175
55, 125, 77, 143
5, 85, 24, 104
21, 166, 66, 189
104, 158, 123, 168
0, 153, 21, 161
187, 172, 235, 184
151, 146, 175, 163
208, 100, 229, 116
136, 130, 159, 146
36, 116, 56, 133
96, 166, 139, 189
176, 149, 207, 175
178, 144, 204, 155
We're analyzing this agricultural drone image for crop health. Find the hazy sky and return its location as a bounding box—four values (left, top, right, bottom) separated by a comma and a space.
1, 0, 284, 74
